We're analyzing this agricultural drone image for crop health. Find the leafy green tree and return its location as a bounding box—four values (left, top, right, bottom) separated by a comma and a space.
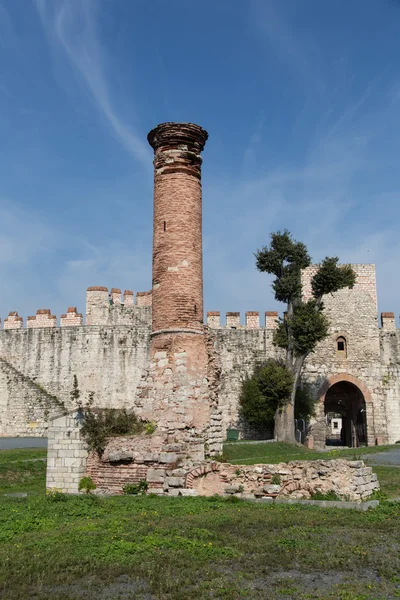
255, 230, 356, 443
240, 361, 316, 433
240, 361, 293, 432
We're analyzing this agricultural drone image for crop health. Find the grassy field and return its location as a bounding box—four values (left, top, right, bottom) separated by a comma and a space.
223, 441, 399, 465
0, 447, 399, 600
0, 448, 46, 496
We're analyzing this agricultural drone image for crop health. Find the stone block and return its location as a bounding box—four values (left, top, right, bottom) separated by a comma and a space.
165, 444, 182, 452
64, 458, 83, 468
147, 469, 165, 483
166, 477, 185, 488
160, 453, 178, 464
74, 449, 88, 458
143, 453, 160, 462
147, 488, 164, 495
365, 482, 377, 491
347, 461, 364, 468
224, 485, 241, 494
171, 468, 187, 477
178, 489, 198, 497
263, 484, 280, 494
108, 451, 133, 462
61, 450, 75, 458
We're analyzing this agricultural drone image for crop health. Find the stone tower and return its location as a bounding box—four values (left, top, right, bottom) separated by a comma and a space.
147, 122, 208, 334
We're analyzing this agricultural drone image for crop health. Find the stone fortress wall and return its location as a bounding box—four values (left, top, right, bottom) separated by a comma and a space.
0, 267, 399, 446
207, 263, 400, 447
0, 119, 396, 503
0, 289, 152, 436
0, 118, 399, 455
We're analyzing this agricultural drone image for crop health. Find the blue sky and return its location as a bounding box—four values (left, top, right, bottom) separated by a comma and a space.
1, 0, 400, 324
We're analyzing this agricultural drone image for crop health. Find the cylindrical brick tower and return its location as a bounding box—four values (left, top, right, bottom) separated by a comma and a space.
147, 122, 208, 335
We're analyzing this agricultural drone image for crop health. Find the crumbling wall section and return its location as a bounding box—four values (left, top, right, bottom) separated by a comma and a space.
79, 432, 379, 502
134, 330, 224, 457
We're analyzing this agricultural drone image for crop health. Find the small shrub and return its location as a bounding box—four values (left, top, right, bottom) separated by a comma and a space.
46, 489, 68, 502
271, 474, 281, 485
145, 421, 157, 435
234, 469, 241, 477
238, 485, 244, 493
80, 407, 146, 456
78, 476, 97, 494
70, 374, 81, 405
123, 480, 149, 495
311, 490, 341, 501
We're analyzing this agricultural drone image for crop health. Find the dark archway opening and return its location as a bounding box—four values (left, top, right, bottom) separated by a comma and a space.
324, 381, 367, 447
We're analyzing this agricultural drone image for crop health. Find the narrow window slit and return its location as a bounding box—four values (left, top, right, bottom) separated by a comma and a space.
336, 336, 347, 357
163, 221, 166, 231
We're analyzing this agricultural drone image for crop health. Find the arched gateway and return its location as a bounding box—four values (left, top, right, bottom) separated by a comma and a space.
317, 374, 373, 448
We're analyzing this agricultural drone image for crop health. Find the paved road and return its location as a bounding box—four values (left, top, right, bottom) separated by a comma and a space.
364, 448, 400, 466
0, 437, 47, 450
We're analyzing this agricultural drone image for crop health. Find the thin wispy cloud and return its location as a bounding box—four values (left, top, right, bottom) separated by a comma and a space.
1, 0, 400, 323
250, 0, 325, 93
34, 0, 151, 169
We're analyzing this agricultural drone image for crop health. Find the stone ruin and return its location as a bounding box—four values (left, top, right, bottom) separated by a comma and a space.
42, 122, 381, 501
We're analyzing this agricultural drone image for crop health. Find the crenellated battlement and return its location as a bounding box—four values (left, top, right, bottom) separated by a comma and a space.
86, 285, 152, 326
207, 309, 399, 332
381, 312, 396, 331
0, 285, 153, 331
4, 311, 23, 329
60, 307, 83, 327
207, 311, 279, 329
136, 290, 152, 307
0, 302, 397, 331
27, 309, 57, 329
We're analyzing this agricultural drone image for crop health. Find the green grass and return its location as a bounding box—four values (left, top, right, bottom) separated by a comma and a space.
1, 448, 400, 599
0, 447, 46, 495
371, 466, 400, 499
222, 441, 399, 465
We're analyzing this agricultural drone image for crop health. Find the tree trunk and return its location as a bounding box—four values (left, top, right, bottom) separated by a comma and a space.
274, 400, 296, 444
274, 355, 306, 444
